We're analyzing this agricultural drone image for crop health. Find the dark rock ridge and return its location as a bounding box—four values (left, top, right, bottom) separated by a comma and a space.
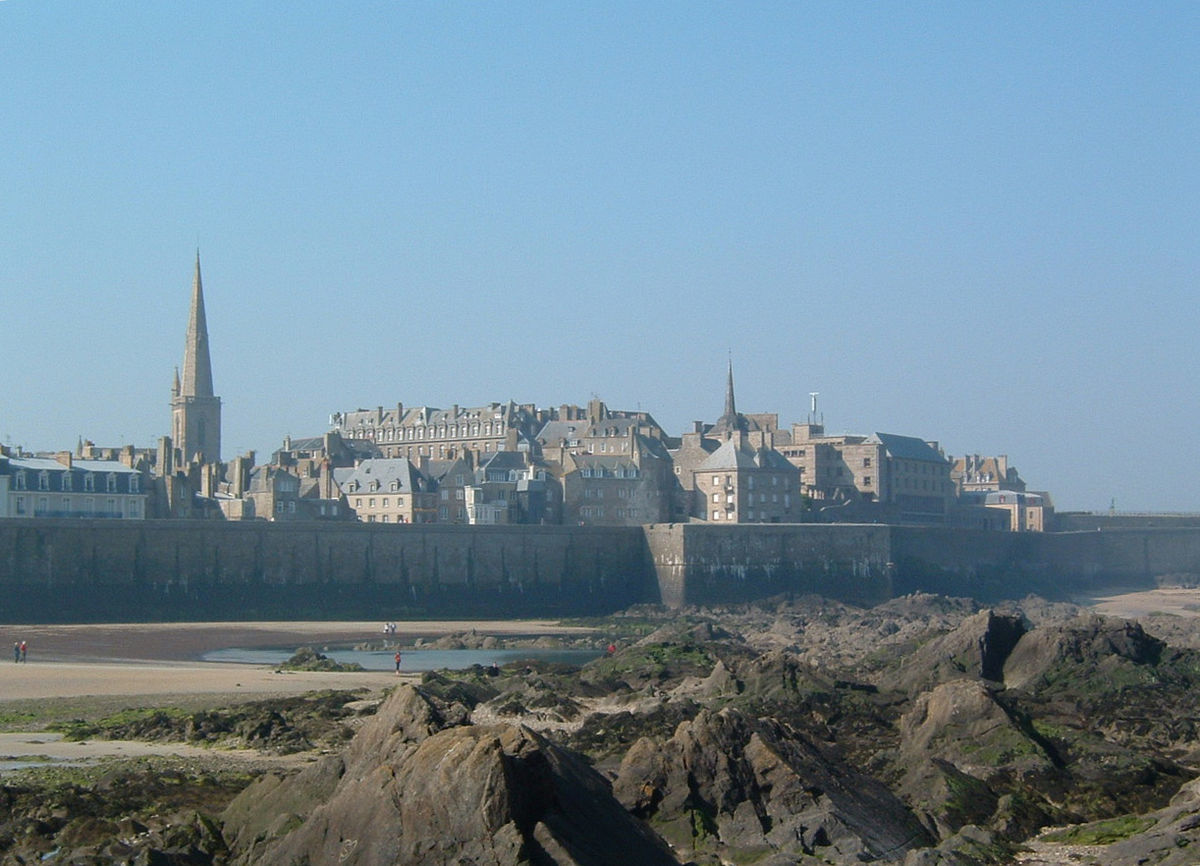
222, 684, 678, 866
612, 706, 933, 863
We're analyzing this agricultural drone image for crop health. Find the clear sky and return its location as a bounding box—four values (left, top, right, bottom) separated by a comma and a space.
1, 3, 1196, 512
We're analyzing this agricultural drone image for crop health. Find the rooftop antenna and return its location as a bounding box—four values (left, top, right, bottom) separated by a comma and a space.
809, 392, 822, 426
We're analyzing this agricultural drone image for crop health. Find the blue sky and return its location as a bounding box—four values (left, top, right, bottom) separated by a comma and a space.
1, 3, 1196, 512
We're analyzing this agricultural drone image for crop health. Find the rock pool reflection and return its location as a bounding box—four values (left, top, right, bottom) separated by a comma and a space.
202, 646, 602, 672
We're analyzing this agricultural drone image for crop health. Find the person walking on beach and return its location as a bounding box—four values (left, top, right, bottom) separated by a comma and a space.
12, 642, 18, 663
394, 650, 402, 674
19, 641, 27, 663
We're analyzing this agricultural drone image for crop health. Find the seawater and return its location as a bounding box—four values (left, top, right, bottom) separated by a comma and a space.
201, 646, 602, 673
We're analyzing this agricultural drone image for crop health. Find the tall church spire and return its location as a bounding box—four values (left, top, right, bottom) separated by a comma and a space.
180, 251, 214, 398
170, 252, 221, 465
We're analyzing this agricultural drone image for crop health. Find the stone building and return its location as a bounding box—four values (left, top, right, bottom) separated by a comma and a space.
467, 451, 555, 525
984, 490, 1048, 532
951, 454, 1027, 497
0, 448, 148, 519
693, 437, 800, 523
668, 362, 800, 524
558, 437, 673, 526
775, 421, 955, 524
329, 401, 548, 463
337, 458, 437, 524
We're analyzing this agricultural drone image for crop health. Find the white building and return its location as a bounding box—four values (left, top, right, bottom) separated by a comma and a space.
0, 453, 147, 519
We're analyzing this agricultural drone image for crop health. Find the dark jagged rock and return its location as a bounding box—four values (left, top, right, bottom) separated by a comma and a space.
889, 610, 1027, 694
223, 684, 678, 866
612, 706, 933, 863
1003, 615, 1166, 689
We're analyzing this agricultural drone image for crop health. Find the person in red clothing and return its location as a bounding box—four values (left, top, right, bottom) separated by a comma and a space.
394, 650, 402, 674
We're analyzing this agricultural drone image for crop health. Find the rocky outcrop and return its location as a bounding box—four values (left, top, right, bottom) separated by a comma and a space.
612, 706, 932, 863
890, 610, 1027, 694
1002, 615, 1164, 689
223, 684, 677, 866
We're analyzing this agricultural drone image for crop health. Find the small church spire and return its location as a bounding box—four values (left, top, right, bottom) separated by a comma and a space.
723, 356, 737, 420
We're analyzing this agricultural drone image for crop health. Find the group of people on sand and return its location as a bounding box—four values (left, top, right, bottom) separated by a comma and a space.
12, 640, 27, 663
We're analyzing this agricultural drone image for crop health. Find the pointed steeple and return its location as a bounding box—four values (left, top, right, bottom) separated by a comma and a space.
711, 358, 747, 437
180, 251, 214, 398
723, 357, 737, 420
170, 252, 222, 467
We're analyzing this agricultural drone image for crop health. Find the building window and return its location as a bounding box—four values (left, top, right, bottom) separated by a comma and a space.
129, 475, 139, 493
14, 471, 26, 490
106, 474, 117, 493
15, 496, 25, 515
38, 471, 50, 490
62, 473, 72, 491
712, 493, 720, 503
712, 511, 721, 520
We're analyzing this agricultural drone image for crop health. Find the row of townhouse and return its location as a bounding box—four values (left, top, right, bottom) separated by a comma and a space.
0, 449, 149, 519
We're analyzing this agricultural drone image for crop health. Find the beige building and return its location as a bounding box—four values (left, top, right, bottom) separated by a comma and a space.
984, 490, 1047, 532
778, 423, 955, 523
693, 435, 800, 523
558, 438, 673, 526
337, 459, 437, 524
330, 401, 548, 463
952, 454, 1026, 496
0, 450, 148, 519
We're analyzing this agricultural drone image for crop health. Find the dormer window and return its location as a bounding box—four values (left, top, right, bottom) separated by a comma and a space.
14, 471, 26, 490
84, 473, 95, 491
38, 471, 50, 490
106, 474, 118, 493
62, 473, 73, 491
129, 475, 140, 493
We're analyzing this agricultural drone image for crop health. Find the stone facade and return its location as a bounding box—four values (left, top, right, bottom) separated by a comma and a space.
330, 401, 547, 463
338, 458, 437, 524
0, 450, 148, 520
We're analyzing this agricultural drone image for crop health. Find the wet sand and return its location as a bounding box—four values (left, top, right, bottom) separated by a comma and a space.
0, 619, 592, 703
1074, 586, 1200, 619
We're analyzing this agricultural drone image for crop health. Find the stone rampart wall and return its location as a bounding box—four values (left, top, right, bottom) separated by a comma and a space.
0, 520, 652, 621
4, 519, 1200, 622
646, 523, 893, 608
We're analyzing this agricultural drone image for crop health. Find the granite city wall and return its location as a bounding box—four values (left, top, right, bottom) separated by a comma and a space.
2, 519, 1200, 622
645, 523, 893, 608
0, 520, 652, 621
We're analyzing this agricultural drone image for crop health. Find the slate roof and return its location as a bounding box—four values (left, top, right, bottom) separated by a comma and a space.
339, 459, 426, 494
698, 438, 794, 472
869, 433, 947, 464
535, 420, 584, 446
2, 456, 139, 475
